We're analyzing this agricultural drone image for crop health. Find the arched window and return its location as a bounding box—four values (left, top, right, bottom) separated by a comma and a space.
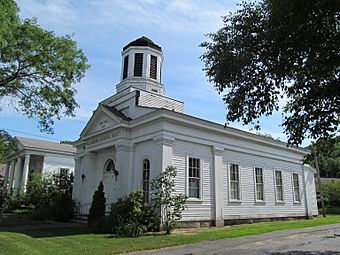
142, 158, 150, 203
105, 159, 116, 173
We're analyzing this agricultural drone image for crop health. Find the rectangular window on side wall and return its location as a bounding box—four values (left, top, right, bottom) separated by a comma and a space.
123, 55, 129, 79
293, 173, 301, 202
188, 157, 200, 199
229, 163, 241, 201
150, 55, 157, 80
255, 167, 265, 201
275, 170, 284, 202
60, 168, 69, 175
134, 53, 143, 77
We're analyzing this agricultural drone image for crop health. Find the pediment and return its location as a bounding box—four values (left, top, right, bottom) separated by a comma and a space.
80, 105, 129, 138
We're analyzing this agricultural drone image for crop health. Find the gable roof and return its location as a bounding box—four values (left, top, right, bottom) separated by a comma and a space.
80, 104, 130, 138
16, 137, 75, 154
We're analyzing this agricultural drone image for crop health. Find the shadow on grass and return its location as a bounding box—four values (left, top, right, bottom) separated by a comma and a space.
0, 224, 94, 238
270, 251, 340, 255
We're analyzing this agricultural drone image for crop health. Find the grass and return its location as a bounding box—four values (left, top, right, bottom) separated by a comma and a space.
0, 215, 339, 255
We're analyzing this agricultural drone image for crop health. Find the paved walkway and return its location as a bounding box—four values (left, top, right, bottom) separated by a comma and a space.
123, 224, 340, 255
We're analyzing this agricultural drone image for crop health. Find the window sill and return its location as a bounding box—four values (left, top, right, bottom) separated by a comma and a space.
275, 201, 285, 205
229, 199, 242, 203
187, 198, 203, 202
293, 201, 302, 205
255, 200, 266, 204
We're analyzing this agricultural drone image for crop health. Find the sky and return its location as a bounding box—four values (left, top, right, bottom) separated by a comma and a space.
1, 0, 308, 146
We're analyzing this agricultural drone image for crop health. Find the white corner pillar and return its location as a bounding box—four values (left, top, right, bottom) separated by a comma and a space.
8, 160, 16, 192
115, 142, 133, 199
213, 146, 224, 227
2, 162, 10, 193
14, 157, 22, 190
302, 165, 313, 219
21, 154, 31, 192
153, 135, 175, 173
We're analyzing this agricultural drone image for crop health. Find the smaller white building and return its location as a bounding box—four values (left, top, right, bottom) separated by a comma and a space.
2, 137, 75, 193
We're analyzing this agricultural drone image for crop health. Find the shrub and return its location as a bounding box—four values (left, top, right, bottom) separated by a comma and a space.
25, 172, 74, 221
150, 166, 188, 234
109, 189, 155, 237
88, 181, 106, 228
2, 189, 27, 212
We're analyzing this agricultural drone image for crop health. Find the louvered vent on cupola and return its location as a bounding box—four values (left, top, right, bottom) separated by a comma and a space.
150, 55, 157, 80
123, 55, 129, 79
134, 53, 143, 77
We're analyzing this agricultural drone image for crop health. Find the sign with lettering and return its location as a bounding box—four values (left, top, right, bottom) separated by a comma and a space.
86, 131, 121, 146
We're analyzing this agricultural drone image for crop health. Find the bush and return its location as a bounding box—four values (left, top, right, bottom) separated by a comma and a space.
109, 190, 155, 237
151, 166, 188, 234
2, 189, 27, 212
88, 181, 106, 228
25, 172, 74, 221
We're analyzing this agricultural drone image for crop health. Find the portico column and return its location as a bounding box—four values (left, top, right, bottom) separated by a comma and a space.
213, 146, 224, 227
2, 162, 10, 192
14, 157, 22, 190
21, 154, 30, 192
8, 160, 16, 191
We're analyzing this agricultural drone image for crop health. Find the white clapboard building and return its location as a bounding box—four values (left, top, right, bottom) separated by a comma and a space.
2, 137, 75, 193
72, 37, 318, 226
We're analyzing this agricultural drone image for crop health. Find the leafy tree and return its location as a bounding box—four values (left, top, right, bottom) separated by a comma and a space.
306, 137, 340, 178
88, 181, 106, 228
0, 0, 89, 132
200, 0, 339, 145
0, 130, 16, 163
151, 166, 187, 234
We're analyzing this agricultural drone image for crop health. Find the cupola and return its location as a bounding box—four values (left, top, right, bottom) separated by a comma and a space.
116, 36, 165, 95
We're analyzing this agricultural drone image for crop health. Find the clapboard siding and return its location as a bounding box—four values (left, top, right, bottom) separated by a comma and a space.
172, 140, 214, 221
223, 150, 306, 219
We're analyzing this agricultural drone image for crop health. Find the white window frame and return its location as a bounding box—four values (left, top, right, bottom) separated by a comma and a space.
103, 158, 116, 175
186, 155, 203, 201
292, 173, 302, 203
142, 158, 151, 203
228, 162, 242, 202
253, 166, 266, 203
274, 170, 285, 203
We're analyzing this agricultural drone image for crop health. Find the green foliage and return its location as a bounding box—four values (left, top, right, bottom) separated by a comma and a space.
109, 189, 155, 237
88, 181, 106, 228
0, 0, 90, 132
25, 172, 74, 221
151, 166, 188, 234
307, 137, 340, 178
200, 0, 340, 145
0, 130, 16, 163
319, 180, 340, 207
2, 189, 26, 212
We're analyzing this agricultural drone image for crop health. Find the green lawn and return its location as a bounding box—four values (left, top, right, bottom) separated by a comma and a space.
0, 215, 340, 255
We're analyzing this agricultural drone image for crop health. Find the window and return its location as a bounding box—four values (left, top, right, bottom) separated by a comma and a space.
150, 55, 157, 80
255, 167, 264, 201
143, 159, 150, 203
105, 159, 116, 173
275, 170, 284, 202
230, 163, 240, 200
188, 157, 200, 198
134, 53, 143, 77
123, 55, 129, 79
293, 173, 301, 202
60, 168, 69, 175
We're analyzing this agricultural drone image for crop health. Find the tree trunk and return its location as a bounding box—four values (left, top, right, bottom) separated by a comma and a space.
313, 149, 326, 218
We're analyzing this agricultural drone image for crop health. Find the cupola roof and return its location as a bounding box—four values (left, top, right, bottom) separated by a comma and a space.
123, 36, 162, 51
